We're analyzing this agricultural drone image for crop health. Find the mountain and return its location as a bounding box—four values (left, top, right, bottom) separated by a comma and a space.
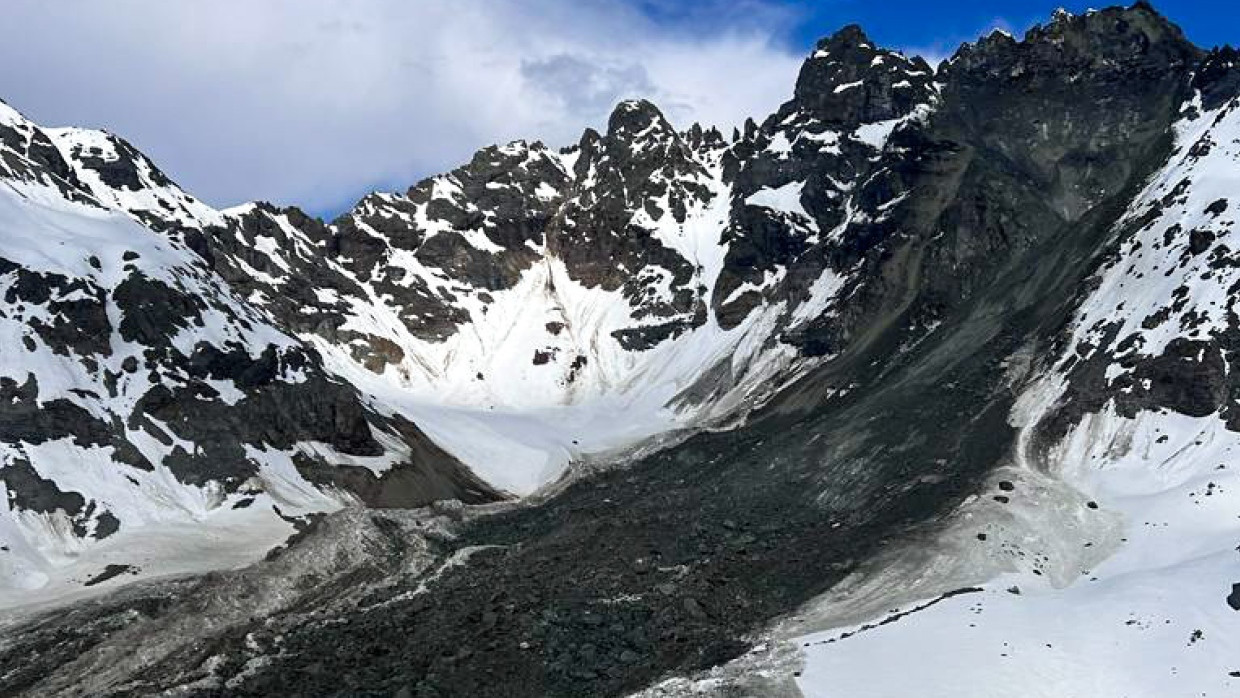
0, 103, 500, 606
2, 3, 1240, 697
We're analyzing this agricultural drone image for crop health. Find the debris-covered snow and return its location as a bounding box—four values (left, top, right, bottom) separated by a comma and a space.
792, 405, 1240, 698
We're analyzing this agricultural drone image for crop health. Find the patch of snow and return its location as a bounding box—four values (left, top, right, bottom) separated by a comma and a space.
766, 132, 793, 156
745, 181, 816, 230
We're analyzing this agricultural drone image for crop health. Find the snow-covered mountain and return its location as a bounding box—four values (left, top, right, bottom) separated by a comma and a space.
0, 101, 499, 607
2, 3, 1240, 698
2, 31, 947, 524
0, 26, 930, 606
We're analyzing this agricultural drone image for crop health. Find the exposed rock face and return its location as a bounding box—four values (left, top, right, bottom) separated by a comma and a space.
548, 99, 718, 349
3, 4, 1240, 698
1030, 42, 1240, 447
792, 24, 937, 127
940, 2, 1200, 221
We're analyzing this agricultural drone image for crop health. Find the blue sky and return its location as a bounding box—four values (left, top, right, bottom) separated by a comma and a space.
648, 1, 1232, 57
0, 1, 1231, 218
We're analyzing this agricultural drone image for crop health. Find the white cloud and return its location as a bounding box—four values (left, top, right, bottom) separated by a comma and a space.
0, 0, 802, 212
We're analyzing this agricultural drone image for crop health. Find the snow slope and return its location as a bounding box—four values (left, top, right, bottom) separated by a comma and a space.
0, 175, 346, 607
308, 150, 819, 492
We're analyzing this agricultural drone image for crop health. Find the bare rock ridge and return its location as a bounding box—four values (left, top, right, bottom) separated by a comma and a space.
2, 3, 1240, 698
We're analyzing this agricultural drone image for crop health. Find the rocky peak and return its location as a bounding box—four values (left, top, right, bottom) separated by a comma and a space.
45, 127, 223, 234
606, 99, 674, 143
684, 122, 726, 153
571, 127, 603, 180
935, 3, 1203, 221
949, 2, 1200, 77
48, 128, 173, 193
0, 100, 89, 200
791, 24, 936, 128
1193, 46, 1240, 110
597, 98, 700, 179
572, 98, 707, 207
812, 24, 871, 56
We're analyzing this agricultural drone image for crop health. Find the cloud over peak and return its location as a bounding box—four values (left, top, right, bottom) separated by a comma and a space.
0, 0, 803, 213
